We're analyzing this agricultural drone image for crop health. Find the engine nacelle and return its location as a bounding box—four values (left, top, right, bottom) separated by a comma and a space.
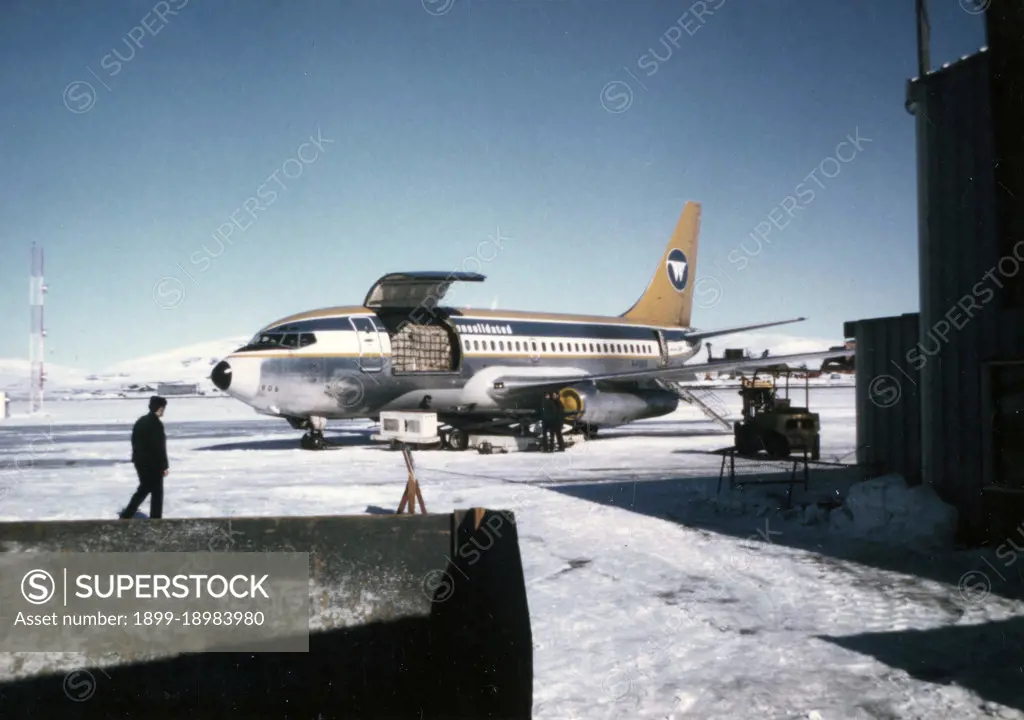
558, 386, 678, 426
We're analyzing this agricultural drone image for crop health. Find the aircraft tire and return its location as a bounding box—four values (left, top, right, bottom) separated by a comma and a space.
765, 432, 789, 459
447, 428, 469, 451
734, 423, 760, 456
300, 432, 325, 451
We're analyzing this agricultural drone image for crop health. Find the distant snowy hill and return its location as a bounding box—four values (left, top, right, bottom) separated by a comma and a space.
0, 329, 848, 400
0, 337, 248, 399
0, 358, 90, 396
99, 337, 251, 390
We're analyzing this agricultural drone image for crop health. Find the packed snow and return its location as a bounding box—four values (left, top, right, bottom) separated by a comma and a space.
1, 385, 1022, 718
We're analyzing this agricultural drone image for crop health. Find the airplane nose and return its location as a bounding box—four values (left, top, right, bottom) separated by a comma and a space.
212, 356, 260, 400
211, 360, 232, 391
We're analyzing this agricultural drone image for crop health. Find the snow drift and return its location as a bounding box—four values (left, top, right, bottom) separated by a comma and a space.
828, 474, 958, 550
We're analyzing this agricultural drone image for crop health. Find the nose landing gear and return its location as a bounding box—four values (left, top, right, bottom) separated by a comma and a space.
288, 415, 329, 451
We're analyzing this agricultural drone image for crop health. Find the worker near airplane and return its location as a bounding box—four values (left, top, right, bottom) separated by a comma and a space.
119, 395, 169, 519
551, 392, 566, 452
540, 392, 557, 452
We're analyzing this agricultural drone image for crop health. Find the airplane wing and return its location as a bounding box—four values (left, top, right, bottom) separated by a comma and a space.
683, 317, 806, 343
488, 348, 853, 396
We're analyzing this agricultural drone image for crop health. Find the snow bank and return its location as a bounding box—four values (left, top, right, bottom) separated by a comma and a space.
694, 469, 958, 552
828, 474, 958, 550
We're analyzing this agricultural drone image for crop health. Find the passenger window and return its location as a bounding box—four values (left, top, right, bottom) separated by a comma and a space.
515, 341, 521, 351
559, 342, 564, 352
532, 342, 537, 351
499, 341, 505, 351
542, 342, 547, 351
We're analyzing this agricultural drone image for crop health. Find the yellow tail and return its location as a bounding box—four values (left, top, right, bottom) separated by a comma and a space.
620, 201, 701, 328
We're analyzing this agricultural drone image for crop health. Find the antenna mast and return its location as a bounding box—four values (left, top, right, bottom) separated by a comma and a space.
29, 243, 46, 413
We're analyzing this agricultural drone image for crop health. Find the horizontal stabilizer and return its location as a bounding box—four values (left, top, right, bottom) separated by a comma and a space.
684, 317, 806, 343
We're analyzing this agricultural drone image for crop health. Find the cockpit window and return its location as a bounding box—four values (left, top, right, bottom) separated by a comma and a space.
237, 331, 317, 352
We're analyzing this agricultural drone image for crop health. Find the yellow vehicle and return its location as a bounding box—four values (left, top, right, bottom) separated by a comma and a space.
733, 369, 820, 460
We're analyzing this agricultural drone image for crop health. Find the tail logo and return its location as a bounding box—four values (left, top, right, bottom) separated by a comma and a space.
665, 248, 689, 292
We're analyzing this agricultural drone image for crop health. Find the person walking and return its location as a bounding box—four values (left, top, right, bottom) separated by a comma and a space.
119, 396, 169, 519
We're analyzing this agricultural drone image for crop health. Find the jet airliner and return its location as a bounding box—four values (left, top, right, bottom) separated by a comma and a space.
210, 202, 852, 449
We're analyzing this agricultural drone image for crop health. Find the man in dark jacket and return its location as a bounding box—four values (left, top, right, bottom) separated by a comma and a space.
540, 392, 557, 452
119, 396, 169, 519
550, 391, 566, 452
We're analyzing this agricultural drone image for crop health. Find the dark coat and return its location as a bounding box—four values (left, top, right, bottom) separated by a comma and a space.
551, 395, 565, 423
132, 412, 168, 472
540, 397, 557, 424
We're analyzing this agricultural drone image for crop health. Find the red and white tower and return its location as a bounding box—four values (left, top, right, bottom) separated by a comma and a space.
29, 243, 46, 413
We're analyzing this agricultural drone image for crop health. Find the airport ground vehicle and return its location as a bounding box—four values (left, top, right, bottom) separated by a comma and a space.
733, 369, 820, 460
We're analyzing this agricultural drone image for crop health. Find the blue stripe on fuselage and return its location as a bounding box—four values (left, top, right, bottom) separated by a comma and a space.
263, 313, 691, 342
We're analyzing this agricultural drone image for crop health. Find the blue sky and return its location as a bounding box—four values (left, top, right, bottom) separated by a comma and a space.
0, 0, 985, 369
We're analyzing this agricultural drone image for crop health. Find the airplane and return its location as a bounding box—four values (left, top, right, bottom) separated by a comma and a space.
209, 202, 853, 450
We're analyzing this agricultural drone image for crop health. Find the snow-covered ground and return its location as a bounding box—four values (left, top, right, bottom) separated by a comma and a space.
1, 388, 1021, 718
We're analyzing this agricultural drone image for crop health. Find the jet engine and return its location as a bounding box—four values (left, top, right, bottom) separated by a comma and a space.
557, 386, 679, 426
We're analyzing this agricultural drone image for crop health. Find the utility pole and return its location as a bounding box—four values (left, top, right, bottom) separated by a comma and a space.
29, 243, 46, 413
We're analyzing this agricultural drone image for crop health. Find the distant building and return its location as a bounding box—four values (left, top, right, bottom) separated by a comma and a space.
156, 383, 200, 396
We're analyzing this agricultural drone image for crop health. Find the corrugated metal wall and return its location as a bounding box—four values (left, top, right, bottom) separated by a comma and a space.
907, 51, 997, 520
844, 314, 921, 485
907, 46, 1024, 527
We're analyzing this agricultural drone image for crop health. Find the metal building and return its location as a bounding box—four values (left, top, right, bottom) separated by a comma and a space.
844, 313, 921, 486
156, 382, 200, 396
901, 0, 1024, 540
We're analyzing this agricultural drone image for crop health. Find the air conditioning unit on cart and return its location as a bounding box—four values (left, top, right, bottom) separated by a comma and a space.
372, 411, 442, 450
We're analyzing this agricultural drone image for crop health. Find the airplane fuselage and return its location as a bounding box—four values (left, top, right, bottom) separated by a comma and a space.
207, 202, 847, 450
212, 305, 702, 426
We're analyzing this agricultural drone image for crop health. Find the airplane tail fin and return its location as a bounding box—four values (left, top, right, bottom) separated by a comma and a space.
620, 201, 700, 327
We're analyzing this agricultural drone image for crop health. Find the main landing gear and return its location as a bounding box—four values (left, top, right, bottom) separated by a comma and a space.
444, 428, 469, 451
288, 415, 328, 451
300, 431, 325, 450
